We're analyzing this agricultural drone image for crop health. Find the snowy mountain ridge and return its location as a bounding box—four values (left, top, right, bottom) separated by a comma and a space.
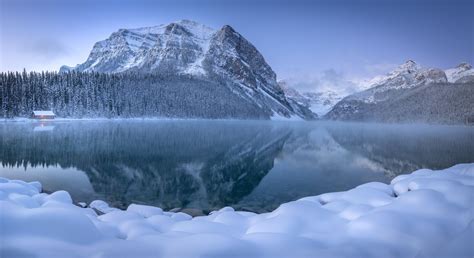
279, 81, 344, 117
445, 62, 474, 83
61, 20, 216, 75
61, 20, 316, 120
346, 60, 448, 104
325, 61, 474, 124
277, 60, 473, 119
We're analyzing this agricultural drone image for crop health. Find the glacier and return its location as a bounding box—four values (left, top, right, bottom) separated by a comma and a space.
1, 163, 473, 258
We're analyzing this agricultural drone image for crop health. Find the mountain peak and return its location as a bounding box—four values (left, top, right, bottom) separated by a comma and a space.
216, 25, 239, 40
396, 60, 420, 73
168, 20, 215, 35
221, 25, 235, 32
445, 62, 474, 83
348, 60, 447, 104
59, 21, 315, 120
114, 20, 215, 39
456, 62, 472, 70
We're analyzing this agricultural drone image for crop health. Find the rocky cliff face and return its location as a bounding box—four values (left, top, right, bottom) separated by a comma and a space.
61, 20, 315, 119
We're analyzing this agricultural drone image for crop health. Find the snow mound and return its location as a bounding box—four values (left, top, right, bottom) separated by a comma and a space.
1, 164, 473, 258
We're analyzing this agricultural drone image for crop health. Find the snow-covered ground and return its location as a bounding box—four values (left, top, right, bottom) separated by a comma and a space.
1, 164, 473, 258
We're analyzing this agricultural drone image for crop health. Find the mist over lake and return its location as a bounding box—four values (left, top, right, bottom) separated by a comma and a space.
1, 120, 472, 213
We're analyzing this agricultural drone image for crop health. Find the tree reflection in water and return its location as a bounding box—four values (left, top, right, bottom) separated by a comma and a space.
0, 121, 472, 213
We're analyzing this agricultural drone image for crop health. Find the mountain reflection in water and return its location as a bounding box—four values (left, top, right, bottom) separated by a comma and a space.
1, 121, 473, 213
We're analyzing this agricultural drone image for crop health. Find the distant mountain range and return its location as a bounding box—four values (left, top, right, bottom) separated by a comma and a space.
325, 61, 474, 124
48, 20, 473, 123
281, 61, 474, 123
279, 80, 346, 117
60, 20, 315, 120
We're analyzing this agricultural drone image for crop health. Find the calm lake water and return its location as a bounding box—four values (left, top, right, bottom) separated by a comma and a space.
1, 120, 473, 213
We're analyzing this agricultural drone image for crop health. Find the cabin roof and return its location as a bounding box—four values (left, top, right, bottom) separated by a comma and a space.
32, 110, 55, 116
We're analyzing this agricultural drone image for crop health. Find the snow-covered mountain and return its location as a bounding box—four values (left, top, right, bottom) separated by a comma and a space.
445, 62, 474, 83
61, 20, 215, 75
279, 80, 348, 117
342, 60, 447, 104
325, 61, 474, 124
61, 20, 315, 120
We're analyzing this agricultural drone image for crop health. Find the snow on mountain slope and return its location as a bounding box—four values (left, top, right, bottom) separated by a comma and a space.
279, 81, 346, 117
325, 61, 474, 124
61, 20, 216, 75
302, 91, 344, 117
445, 62, 474, 83
61, 20, 315, 120
278, 61, 450, 117
345, 60, 447, 104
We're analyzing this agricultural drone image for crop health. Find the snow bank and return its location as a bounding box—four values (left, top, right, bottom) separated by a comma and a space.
1, 164, 473, 258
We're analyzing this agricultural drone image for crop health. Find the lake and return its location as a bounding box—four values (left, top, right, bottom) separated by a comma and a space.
1, 120, 473, 214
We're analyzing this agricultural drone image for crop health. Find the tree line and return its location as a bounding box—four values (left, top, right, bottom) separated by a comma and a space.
0, 70, 269, 119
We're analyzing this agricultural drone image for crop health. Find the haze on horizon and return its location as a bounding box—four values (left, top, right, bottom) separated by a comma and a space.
1, 0, 472, 92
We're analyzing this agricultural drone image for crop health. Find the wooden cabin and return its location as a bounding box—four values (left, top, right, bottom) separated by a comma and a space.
31, 110, 56, 119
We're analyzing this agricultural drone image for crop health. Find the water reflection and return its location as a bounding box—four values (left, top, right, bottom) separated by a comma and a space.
0, 121, 473, 213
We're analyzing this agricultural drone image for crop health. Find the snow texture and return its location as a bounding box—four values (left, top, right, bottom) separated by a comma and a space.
1, 164, 473, 258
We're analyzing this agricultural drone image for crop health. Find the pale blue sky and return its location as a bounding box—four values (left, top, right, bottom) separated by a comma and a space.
1, 0, 472, 86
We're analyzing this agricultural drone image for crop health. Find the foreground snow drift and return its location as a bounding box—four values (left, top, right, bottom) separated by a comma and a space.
1, 164, 473, 258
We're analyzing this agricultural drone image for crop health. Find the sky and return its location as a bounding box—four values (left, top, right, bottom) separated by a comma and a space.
1, 0, 473, 92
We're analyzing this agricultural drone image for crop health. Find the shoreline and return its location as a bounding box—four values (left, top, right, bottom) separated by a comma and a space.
1, 163, 473, 257
1, 117, 472, 127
